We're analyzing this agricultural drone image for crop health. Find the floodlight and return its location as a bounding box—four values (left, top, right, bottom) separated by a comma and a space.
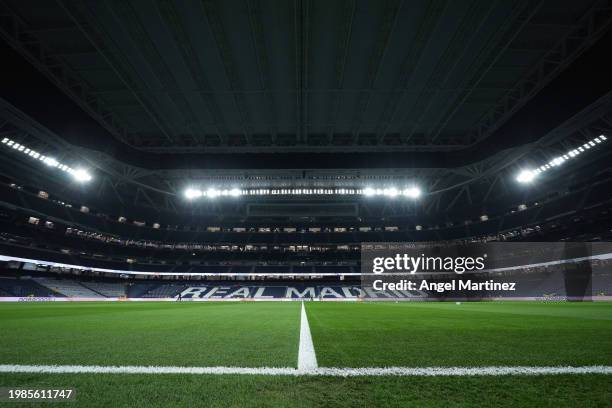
206, 188, 220, 198
184, 188, 202, 199
363, 187, 375, 196
1, 140, 99, 185
385, 187, 399, 197
551, 157, 564, 166
403, 187, 421, 198
44, 157, 59, 167
72, 169, 92, 182
516, 169, 536, 183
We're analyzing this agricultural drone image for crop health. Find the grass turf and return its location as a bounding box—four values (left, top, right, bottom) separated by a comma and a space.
1, 301, 611, 407
0, 302, 300, 367
0, 374, 611, 407
306, 301, 612, 367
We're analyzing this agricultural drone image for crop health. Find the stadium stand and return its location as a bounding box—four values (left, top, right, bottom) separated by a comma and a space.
1, 254, 610, 300
0, 277, 59, 297
79, 281, 126, 298
33, 278, 105, 298
142, 284, 187, 298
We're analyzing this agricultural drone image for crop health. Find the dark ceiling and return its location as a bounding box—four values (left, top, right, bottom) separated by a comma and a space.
1, 0, 612, 169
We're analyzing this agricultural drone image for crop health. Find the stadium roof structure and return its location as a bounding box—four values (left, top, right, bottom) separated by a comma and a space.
1, 0, 612, 216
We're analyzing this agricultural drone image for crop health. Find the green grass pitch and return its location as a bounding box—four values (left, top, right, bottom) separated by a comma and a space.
307, 302, 612, 367
1, 301, 611, 407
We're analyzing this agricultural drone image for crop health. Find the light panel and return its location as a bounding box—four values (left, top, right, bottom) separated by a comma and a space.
516, 135, 607, 184
73, 169, 93, 182
183, 186, 422, 200
1, 138, 93, 182
516, 170, 536, 183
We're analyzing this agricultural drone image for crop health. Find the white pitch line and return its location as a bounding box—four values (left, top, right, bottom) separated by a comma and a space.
1, 365, 612, 376
297, 302, 318, 371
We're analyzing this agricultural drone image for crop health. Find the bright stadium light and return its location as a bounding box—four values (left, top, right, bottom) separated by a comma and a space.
402, 187, 421, 198
1, 138, 95, 182
181, 185, 423, 200
43, 157, 59, 167
516, 135, 608, 183
363, 187, 375, 196
72, 169, 93, 182
551, 157, 565, 166
362, 186, 421, 198
384, 187, 399, 197
516, 169, 536, 183
206, 188, 220, 198
184, 188, 202, 200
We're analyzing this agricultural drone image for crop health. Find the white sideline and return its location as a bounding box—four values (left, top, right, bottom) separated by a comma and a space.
297, 302, 318, 370
1, 364, 611, 377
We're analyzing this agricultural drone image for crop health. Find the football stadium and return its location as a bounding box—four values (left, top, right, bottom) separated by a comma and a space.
1, 0, 612, 406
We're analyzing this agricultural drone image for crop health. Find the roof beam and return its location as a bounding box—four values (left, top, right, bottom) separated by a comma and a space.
427, 0, 543, 143
200, 0, 252, 142
246, 0, 278, 141
375, 0, 447, 143
468, 0, 612, 145
326, 0, 355, 142
56, 0, 177, 145
0, 2, 135, 146
108, 0, 201, 145
156, 0, 228, 144
351, 0, 403, 139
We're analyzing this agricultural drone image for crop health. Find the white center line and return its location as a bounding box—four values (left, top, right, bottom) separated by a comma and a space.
297, 302, 318, 371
